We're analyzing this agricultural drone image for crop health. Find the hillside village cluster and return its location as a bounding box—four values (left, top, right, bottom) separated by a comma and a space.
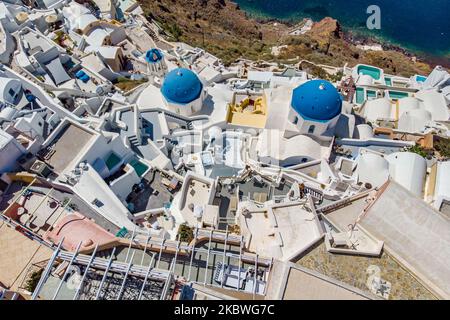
1, 0, 450, 301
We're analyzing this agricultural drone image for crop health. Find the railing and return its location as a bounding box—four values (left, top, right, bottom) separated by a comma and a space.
304, 186, 324, 202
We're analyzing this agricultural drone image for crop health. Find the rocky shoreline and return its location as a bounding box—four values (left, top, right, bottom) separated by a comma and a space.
251, 13, 448, 69
138, 0, 443, 75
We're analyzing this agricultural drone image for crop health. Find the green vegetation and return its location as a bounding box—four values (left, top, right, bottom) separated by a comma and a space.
161, 22, 183, 41
298, 61, 329, 79
434, 138, 450, 159
25, 269, 43, 293
328, 70, 344, 82
407, 145, 427, 158
177, 224, 194, 243
115, 77, 148, 92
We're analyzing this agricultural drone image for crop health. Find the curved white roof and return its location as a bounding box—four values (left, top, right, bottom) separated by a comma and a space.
386, 152, 427, 196
63, 2, 97, 31
136, 83, 165, 109
363, 98, 392, 122
85, 28, 109, 46
78, 14, 98, 31
256, 130, 323, 163
416, 89, 449, 121
398, 109, 432, 133
355, 124, 374, 140
397, 97, 422, 118
0, 106, 18, 122
356, 74, 374, 86
0, 77, 22, 105
356, 152, 389, 188
207, 126, 222, 142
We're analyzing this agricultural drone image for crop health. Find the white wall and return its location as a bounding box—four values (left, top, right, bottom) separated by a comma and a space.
109, 164, 140, 202
0, 131, 25, 173
287, 107, 339, 138
163, 91, 205, 117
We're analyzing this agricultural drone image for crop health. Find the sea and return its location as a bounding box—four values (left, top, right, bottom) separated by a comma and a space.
234, 0, 450, 63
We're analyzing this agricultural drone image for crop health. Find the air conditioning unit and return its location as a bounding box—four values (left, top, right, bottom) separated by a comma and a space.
30, 160, 53, 178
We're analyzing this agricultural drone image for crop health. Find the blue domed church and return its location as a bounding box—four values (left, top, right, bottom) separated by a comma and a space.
160, 68, 205, 116
288, 79, 342, 138
145, 48, 167, 77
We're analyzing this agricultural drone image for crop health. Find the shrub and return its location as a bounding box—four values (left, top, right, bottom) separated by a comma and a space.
434, 138, 450, 158
25, 269, 43, 293
407, 145, 427, 158
177, 224, 194, 243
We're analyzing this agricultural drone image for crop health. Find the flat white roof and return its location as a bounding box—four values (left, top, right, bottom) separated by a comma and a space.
242, 201, 322, 261
248, 71, 273, 83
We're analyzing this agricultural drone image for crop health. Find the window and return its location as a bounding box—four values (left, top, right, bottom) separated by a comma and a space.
308, 125, 315, 134
293, 116, 298, 125
8, 88, 16, 98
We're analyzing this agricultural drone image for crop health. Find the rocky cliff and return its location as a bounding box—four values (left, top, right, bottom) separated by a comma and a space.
139, 0, 433, 76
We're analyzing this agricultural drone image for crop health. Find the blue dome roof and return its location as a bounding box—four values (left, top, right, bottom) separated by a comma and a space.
291, 80, 342, 122
145, 49, 163, 63
161, 68, 203, 105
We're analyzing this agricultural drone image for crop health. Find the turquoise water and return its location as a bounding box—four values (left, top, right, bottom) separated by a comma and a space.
388, 91, 409, 100
357, 65, 381, 80
356, 88, 365, 104
416, 75, 427, 82
129, 159, 149, 177
235, 0, 450, 60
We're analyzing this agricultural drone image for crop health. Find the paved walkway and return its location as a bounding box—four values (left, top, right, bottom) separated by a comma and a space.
0, 222, 52, 291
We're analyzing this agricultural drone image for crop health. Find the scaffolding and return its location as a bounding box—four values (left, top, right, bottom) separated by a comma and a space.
32, 228, 272, 300
31, 242, 174, 300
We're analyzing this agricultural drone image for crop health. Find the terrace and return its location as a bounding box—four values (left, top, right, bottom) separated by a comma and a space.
0, 183, 70, 236
239, 200, 323, 261
0, 221, 53, 292
178, 174, 215, 227
236, 173, 293, 203
39, 123, 95, 174
126, 169, 178, 214
226, 92, 268, 128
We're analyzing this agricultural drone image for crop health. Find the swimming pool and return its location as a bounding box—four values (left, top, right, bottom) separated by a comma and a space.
357, 65, 381, 80
129, 159, 149, 177
356, 88, 365, 104
367, 90, 377, 100
416, 75, 427, 83
388, 91, 409, 100
105, 152, 122, 171
385, 77, 392, 86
